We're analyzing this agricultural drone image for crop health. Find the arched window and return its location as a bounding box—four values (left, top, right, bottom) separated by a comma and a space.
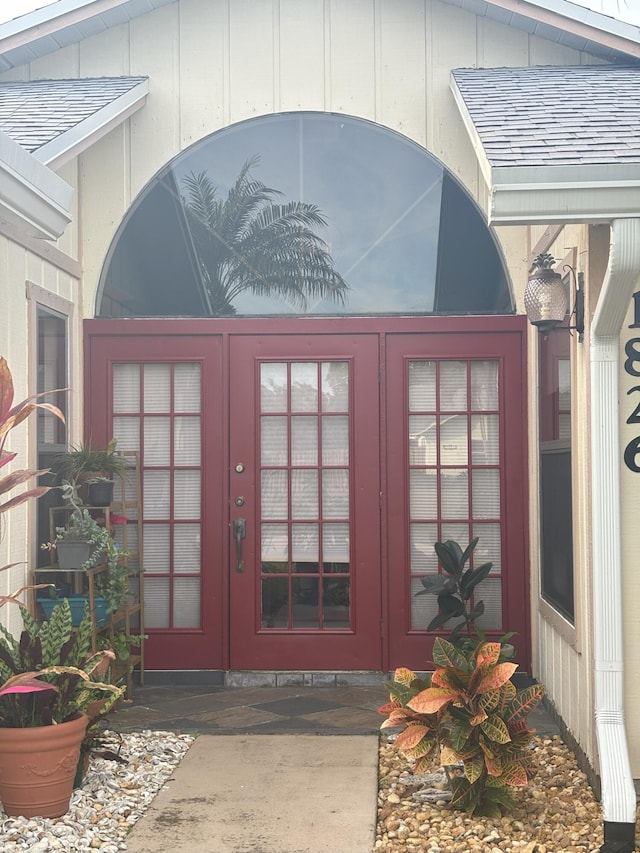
97, 113, 512, 318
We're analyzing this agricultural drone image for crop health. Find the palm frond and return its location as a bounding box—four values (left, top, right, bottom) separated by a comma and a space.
181, 157, 349, 314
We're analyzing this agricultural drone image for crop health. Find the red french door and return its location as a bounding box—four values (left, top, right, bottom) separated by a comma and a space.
228, 333, 382, 670
85, 330, 224, 670
385, 329, 529, 671
86, 317, 528, 673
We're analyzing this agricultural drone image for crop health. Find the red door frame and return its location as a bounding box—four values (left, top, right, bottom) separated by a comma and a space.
228, 332, 382, 670
85, 315, 529, 673
385, 325, 530, 672
84, 328, 224, 670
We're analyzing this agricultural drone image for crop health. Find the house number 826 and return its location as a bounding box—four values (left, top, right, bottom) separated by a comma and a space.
624, 292, 640, 471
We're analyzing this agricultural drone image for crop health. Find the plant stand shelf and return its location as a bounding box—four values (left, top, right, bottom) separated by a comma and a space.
36, 451, 144, 697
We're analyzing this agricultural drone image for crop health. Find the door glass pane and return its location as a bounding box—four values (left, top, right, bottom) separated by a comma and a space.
471, 361, 498, 410
175, 417, 201, 465
409, 416, 436, 465
173, 523, 201, 573
262, 417, 288, 465
471, 415, 499, 464
144, 417, 170, 466
410, 470, 437, 518
441, 470, 469, 518
323, 524, 349, 563
143, 524, 170, 573
292, 523, 319, 569
407, 358, 502, 631
145, 577, 170, 628
322, 469, 349, 519
261, 470, 288, 518
410, 523, 438, 573
440, 416, 468, 465
322, 362, 348, 412
322, 416, 348, 465
323, 578, 349, 627
472, 469, 500, 518
440, 362, 467, 410
113, 363, 140, 413
262, 577, 289, 627
174, 363, 201, 411
174, 470, 201, 519
144, 470, 171, 518
473, 578, 502, 630
173, 578, 200, 627
292, 578, 319, 628
261, 523, 288, 562
292, 416, 317, 465
113, 416, 140, 451
115, 360, 203, 633
259, 359, 351, 631
409, 361, 436, 411
291, 363, 318, 411
292, 470, 319, 519
261, 363, 288, 411
144, 364, 171, 412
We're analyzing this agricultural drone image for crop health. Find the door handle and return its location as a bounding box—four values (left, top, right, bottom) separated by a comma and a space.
233, 518, 246, 573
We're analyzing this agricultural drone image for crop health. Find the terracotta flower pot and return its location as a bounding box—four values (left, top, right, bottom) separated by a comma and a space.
0, 712, 88, 818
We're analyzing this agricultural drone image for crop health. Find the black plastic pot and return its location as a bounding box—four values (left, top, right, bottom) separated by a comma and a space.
87, 480, 114, 507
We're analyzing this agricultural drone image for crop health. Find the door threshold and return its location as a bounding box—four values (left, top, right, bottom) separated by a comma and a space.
138, 670, 387, 688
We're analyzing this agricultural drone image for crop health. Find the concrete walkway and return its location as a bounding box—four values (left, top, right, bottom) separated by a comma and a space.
124, 734, 378, 853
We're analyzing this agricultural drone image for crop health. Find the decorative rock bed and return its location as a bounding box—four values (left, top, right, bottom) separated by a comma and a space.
0, 730, 194, 852
375, 733, 616, 853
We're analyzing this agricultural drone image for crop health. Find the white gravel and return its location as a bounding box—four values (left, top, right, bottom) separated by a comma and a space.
0, 730, 194, 852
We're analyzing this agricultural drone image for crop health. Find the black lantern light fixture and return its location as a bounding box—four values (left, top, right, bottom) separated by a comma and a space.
524, 253, 584, 342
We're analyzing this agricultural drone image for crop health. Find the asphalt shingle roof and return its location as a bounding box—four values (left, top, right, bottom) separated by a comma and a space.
452, 65, 640, 167
0, 76, 147, 152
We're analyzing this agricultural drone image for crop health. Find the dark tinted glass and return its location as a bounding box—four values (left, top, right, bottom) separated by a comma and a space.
98, 113, 512, 317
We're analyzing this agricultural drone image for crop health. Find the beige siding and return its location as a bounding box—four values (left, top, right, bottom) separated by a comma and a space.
620, 297, 640, 774
3, 0, 604, 765
12, 0, 585, 319
0, 234, 81, 634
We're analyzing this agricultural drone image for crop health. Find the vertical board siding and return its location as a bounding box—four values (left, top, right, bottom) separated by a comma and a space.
378, 0, 426, 143
328, 0, 376, 117
229, 0, 276, 121
280, 0, 326, 111
3, 0, 597, 765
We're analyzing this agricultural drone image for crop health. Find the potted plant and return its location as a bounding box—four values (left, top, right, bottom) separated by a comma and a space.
0, 594, 125, 817
42, 481, 111, 571
0, 357, 125, 818
52, 439, 126, 507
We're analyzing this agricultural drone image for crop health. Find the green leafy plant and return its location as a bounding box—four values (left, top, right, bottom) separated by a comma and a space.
0, 596, 124, 727
0, 355, 65, 554
182, 156, 349, 316
379, 638, 544, 817
416, 537, 515, 659
52, 439, 125, 488
416, 537, 491, 635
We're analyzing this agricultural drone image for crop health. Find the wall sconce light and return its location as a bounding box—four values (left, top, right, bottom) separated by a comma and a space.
524, 253, 584, 342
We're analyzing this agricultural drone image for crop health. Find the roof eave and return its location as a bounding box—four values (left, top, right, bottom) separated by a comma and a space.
451, 72, 640, 226
0, 131, 73, 240
489, 165, 640, 224
33, 78, 149, 169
